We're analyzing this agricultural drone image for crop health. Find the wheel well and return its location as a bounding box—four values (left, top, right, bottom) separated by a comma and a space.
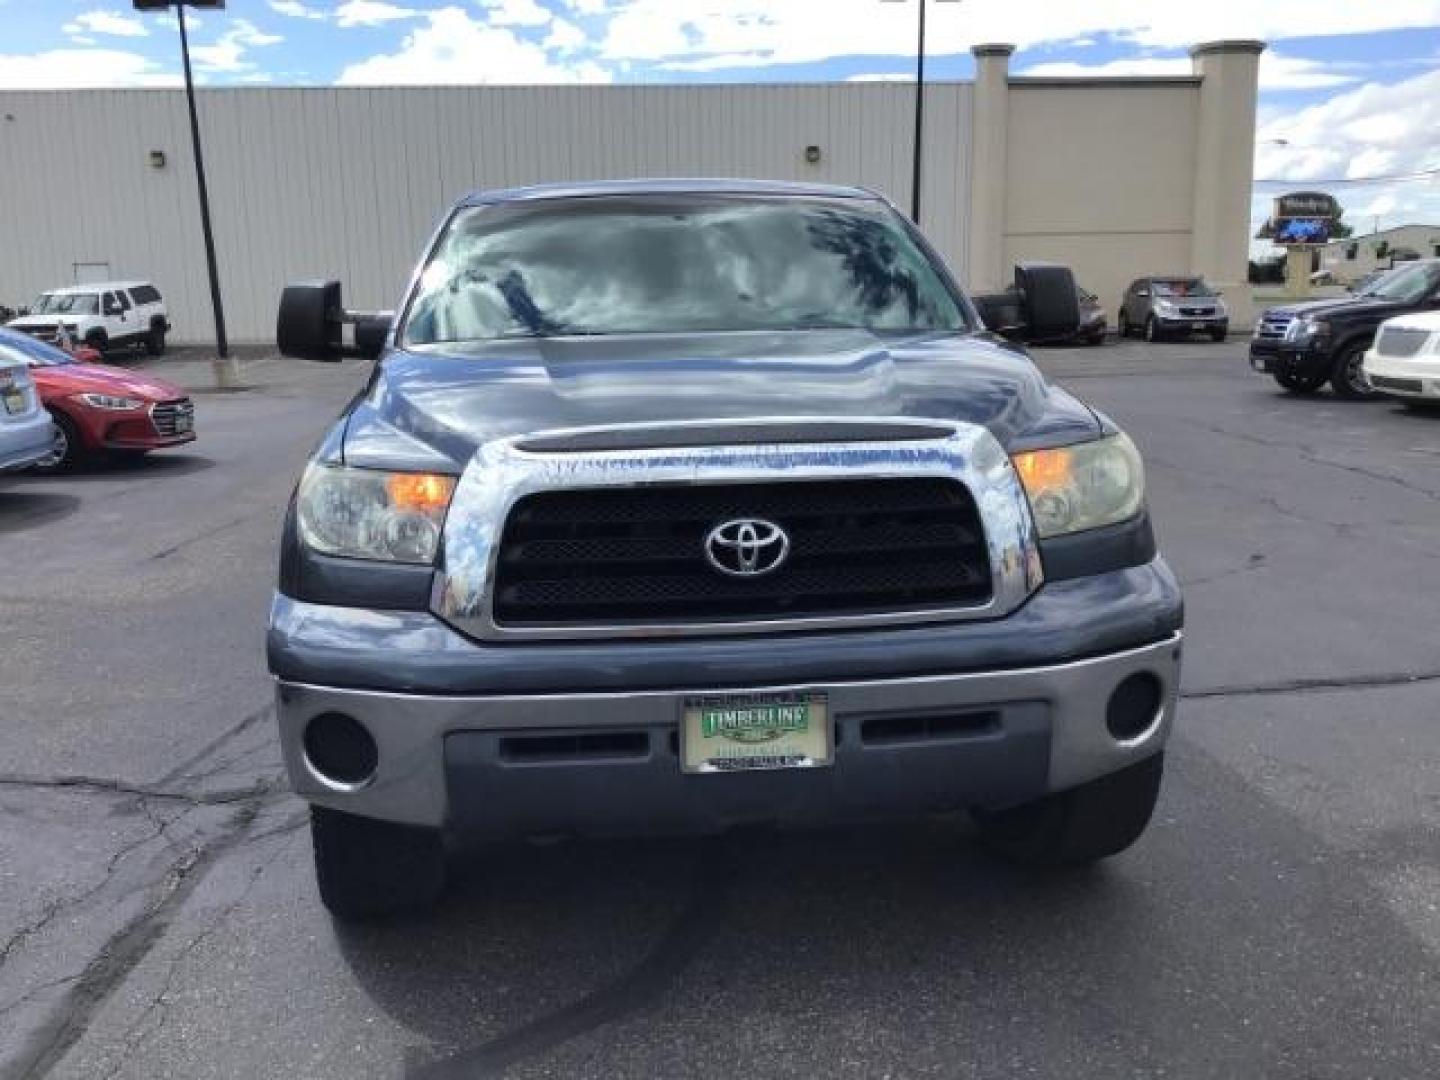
46, 404, 88, 446
149, 314, 166, 332
84, 327, 108, 345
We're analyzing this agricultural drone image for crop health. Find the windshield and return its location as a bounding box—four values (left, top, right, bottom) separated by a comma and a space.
1152, 278, 1214, 298
1364, 262, 1440, 303
402, 196, 967, 345
33, 293, 99, 315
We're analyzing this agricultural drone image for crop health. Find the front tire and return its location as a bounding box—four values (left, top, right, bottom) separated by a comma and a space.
32, 410, 83, 472
973, 753, 1164, 866
84, 330, 108, 357
311, 806, 446, 920
1330, 342, 1379, 400
1209, 328, 1227, 343
146, 327, 166, 356
1144, 316, 1161, 343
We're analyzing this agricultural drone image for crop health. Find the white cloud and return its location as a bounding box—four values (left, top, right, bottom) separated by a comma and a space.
268, 0, 326, 19
61, 10, 149, 38
337, 6, 612, 84
479, 0, 552, 28
592, 0, 1440, 69
0, 49, 178, 89
335, 1, 421, 28
191, 19, 285, 74
1254, 67, 1440, 236
562, 0, 608, 14
1020, 51, 1363, 90
543, 18, 587, 54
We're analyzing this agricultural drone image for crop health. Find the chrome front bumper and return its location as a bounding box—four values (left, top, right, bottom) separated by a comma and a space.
276, 632, 1182, 830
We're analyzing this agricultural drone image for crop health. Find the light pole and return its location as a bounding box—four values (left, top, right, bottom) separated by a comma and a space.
882, 0, 960, 225
134, 0, 229, 362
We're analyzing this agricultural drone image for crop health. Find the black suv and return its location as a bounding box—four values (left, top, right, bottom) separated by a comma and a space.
1250, 260, 1440, 398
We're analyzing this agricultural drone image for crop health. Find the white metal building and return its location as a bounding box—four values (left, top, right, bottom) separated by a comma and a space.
0, 41, 1264, 343
1318, 224, 1440, 284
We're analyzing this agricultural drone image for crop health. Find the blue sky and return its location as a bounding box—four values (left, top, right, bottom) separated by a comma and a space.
3, 1, 1439, 241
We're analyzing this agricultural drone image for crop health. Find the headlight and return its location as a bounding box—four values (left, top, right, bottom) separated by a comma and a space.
1286, 316, 1329, 343
297, 463, 456, 564
1154, 299, 1177, 314
80, 393, 143, 410
1011, 434, 1145, 539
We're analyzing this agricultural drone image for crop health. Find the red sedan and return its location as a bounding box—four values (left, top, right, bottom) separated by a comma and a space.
0, 328, 195, 470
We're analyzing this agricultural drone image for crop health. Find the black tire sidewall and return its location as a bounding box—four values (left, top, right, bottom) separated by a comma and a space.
1330, 342, 1377, 399
36, 410, 82, 471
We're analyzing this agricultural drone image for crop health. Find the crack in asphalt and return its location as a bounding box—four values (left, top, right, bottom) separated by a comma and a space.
1182, 668, 1440, 700
99, 826, 303, 1080
0, 774, 276, 806
13, 803, 265, 1080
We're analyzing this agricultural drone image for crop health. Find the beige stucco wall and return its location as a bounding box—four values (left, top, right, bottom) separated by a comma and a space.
999, 79, 1200, 314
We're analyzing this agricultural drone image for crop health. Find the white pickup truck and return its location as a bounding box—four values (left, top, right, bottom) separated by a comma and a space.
6, 281, 170, 357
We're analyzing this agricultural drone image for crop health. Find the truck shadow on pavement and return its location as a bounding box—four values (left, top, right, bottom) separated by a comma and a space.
328, 743, 1439, 1079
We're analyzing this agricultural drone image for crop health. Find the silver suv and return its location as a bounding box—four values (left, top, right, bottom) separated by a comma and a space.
1118, 276, 1229, 343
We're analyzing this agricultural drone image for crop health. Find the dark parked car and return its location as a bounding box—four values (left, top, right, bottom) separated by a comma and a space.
1118, 276, 1229, 342
1250, 258, 1440, 398
270, 180, 1182, 919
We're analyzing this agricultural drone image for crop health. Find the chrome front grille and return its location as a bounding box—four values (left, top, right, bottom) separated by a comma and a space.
1376, 327, 1430, 358
432, 420, 1043, 642
1256, 316, 1293, 341
150, 398, 194, 436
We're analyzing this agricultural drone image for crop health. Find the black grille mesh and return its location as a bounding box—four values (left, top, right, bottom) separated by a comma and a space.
492, 478, 991, 627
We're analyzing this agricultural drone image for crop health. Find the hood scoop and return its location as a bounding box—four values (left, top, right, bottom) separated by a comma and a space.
514, 418, 956, 454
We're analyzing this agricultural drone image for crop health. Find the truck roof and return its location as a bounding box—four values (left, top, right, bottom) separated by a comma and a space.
459, 178, 878, 208
40, 281, 152, 294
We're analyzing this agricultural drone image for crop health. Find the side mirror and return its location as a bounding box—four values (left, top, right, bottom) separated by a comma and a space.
354, 313, 394, 360
277, 281, 391, 362
1135, 288, 1150, 298
1014, 262, 1080, 340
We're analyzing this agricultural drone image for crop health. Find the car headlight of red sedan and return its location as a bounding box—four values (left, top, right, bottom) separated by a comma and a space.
79, 393, 145, 410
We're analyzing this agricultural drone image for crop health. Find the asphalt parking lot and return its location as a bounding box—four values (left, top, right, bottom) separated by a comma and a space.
2, 337, 1438, 1079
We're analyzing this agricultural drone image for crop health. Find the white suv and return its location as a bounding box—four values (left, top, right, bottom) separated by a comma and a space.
6, 281, 171, 357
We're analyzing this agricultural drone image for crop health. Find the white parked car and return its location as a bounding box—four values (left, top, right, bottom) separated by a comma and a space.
1363, 310, 1440, 408
6, 282, 170, 357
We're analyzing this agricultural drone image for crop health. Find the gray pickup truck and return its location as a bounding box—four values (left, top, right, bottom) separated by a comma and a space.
271, 180, 1183, 919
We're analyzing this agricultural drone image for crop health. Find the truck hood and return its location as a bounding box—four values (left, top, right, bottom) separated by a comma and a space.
34, 362, 185, 401
1378, 308, 1440, 333
339, 330, 1101, 473
1259, 295, 1414, 322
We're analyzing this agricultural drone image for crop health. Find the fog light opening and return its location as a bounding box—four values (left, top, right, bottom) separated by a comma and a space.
303, 712, 378, 788
1106, 672, 1164, 742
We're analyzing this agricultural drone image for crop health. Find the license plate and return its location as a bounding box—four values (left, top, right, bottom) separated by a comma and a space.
1192, 322, 1206, 331
680, 692, 832, 773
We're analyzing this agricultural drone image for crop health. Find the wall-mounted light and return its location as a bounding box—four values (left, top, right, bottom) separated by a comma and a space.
149, 149, 167, 168
804, 144, 822, 164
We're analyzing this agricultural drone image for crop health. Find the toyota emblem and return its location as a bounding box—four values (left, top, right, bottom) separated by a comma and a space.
704, 518, 791, 577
